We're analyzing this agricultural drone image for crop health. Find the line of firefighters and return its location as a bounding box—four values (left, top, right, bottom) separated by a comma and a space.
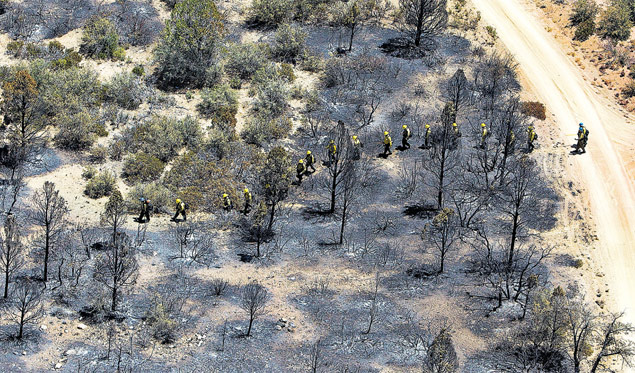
136, 122, 589, 223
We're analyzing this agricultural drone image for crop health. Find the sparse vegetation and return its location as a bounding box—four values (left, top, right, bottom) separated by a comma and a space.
0, 0, 631, 371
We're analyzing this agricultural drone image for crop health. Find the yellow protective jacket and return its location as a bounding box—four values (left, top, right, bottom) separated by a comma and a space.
384, 135, 392, 146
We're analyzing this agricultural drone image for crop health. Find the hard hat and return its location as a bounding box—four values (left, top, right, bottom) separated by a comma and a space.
481, 123, 486, 127
402, 125, 407, 129
139, 197, 145, 202
352, 135, 357, 139
452, 123, 457, 127
223, 193, 228, 198
299, 159, 304, 163
329, 139, 334, 143
146, 199, 150, 203
384, 131, 389, 135
244, 188, 249, 193
425, 124, 430, 129
307, 150, 311, 155
176, 198, 182, 204
579, 122, 584, 126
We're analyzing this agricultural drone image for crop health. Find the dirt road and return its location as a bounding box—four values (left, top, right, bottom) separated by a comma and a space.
472, 0, 635, 322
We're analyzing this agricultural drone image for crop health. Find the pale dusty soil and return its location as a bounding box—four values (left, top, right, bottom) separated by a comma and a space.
473, 0, 635, 329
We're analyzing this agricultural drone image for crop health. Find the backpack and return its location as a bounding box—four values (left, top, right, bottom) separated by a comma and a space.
184, 202, 189, 210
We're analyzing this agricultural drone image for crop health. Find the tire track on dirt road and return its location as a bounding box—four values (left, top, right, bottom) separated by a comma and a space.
472, 0, 635, 324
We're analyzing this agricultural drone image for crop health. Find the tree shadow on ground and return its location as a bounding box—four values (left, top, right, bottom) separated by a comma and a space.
403, 203, 438, 219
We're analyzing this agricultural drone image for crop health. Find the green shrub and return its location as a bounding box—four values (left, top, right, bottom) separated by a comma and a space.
485, 25, 497, 40
247, 0, 294, 27
53, 111, 97, 150
6, 41, 24, 56
573, 259, 585, 269
82, 166, 97, 180
574, 18, 596, 41
197, 84, 238, 130
225, 42, 270, 80
571, 0, 599, 26
163, 152, 240, 211
271, 24, 307, 63
84, 170, 117, 198
279, 63, 296, 82
132, 65, 145, 76
51, 51, 83, 70
598, 0, 633, 41
88, 145, 108, 164
622, 80, 635, 98
252, 72, 290, 118
154, 0, 225, 89
122, 153, 165, 184
108, 136, 126, 161
242, 114, 293, 145
80, 17, 124, 60
299, 50, 324, 72
146, 299, 179, 344
120, 116, 202, 162
36, 65, 102, 121
104, 72, 148, 110
126, 182, 172, 213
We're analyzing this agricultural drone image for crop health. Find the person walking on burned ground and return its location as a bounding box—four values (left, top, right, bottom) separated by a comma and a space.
402, 125, 411, 150
223, 193, 232, 211
243, 188, 252, 215
575, 122, 589, 154
172, 198, 187, 222
421, 124, 431, 149
305, 150, 316, 173
296, 159, 306, 184
138, 198, 151, 223
352, 135, 363, 160
382, 131, 392, 156
527, 125, 537, 152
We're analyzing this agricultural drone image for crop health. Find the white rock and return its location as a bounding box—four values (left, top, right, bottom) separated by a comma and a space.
40, 325, 47, 331
54, 363, 63, 369
64, 349, 76, 356
77, 323, 87, 330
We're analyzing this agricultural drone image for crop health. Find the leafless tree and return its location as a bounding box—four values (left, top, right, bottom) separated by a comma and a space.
0, 213, 24, 298
589, 312, 635, 373
473, 53, 520, 119
240, 201, 273, 258
101, 190, 127, 244
6, 278, 44, 339
240, 281, 269, 337
337, 158, 375, 244
397, 0, 448, 48
363, 272, 380, 335
30, 181, 68, 282
422, 208, 459, 274
57, 228, 89, 291
94, 231, 140, 312
332, 0, 388, 52
320, 121, 355, 214
308, 338, 325, 373
171, 221, 215, 265
421, 102, 462, 209
442, 68, 471, 117
491, 98, 528, 182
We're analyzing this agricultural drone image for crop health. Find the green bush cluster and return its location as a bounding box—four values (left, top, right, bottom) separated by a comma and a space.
84, 170, 117, 199
242, 115, 293, 145
122, 153, 166, 184
120, 115, 202, 162
126, 182, 172, 213
163, 152, 240, 211
197, 84, 238, 131
247, 0, 294, 27
154, 0, 224, 88
80, 16, 125, 60
53, 111, 97, 150
271, 24, 307, 63
225, 42, 270, 80
104, 72, 148, 110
